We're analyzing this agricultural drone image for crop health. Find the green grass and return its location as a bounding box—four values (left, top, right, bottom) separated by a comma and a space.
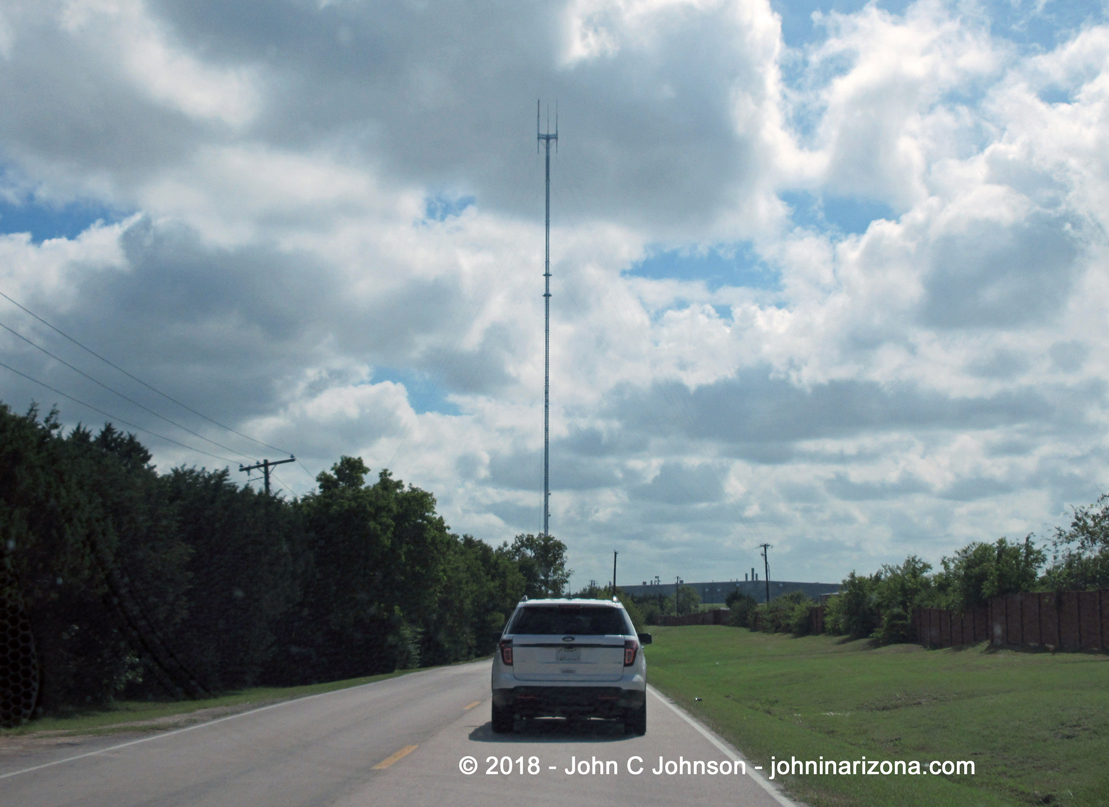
0, 670, 415, 738
646, 626, 1109, 807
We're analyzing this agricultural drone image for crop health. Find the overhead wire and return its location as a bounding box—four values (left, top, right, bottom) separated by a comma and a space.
0, 359, 241, 463
296, 458, 316, 483
268, 471, 296, 498
0, 288, 320, 490
0, 289, 296, 456
0, 318, 260, 462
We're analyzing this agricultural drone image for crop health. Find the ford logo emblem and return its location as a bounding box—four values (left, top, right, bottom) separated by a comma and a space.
562, 636, 574, 642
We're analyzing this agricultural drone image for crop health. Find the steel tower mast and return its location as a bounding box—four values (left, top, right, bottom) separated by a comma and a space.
538, 101, 557, 537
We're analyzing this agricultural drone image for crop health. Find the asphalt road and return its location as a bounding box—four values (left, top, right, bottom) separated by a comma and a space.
0, 660, 796, 807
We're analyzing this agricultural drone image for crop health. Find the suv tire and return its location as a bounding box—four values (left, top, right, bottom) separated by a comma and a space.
625, 700, 646, 735
491, 702, 514, 734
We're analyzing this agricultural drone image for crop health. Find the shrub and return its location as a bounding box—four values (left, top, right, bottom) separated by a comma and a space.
870, 556, 933, 644
391, 619, 422, 670
630, 591, 670, 625
726, 591, 758, 628
942, 537, 1045, 609
788, 600, 813, 636
748, 591, 813, 635
873, 606, 912, 645
823, 593, 845, 635
751, 603, 770, 632
875, 556, 932, 614
675, 584, 701, 616
834, 572, 881, 638
614, 591, 646, 631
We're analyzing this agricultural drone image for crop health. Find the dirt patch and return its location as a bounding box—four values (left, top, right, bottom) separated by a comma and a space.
0, 701, 279, 759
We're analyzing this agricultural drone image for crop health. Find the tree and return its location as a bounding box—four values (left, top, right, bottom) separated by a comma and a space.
725, 590, 758, 628
630, 592, 670, 625
942, 537, 1045, 609
427, 535, 525, 662
164, 467, 297, 691
675, 584, 701, 616
64, 423, 196, 699
761, 590, 812, 634
1, 406, 131, 710
2, 408, 200, 708
827, 571, 881, 638
873, 556, 934, 644
292, 457, 404, 679
1044, 494, 1109, 590
504, 534, 572, 598
1, 405, 569, 714
289, 458, 464, 678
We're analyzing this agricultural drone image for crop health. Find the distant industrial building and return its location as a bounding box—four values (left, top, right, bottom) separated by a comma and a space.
620, 578, 839, 605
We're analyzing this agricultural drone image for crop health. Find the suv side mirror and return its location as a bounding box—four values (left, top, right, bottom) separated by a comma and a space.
637, 632, 652, 645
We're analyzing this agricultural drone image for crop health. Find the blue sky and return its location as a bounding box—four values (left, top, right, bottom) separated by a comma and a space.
627, 244, 779, 291
0, 195, 122, 243
373, 367, 462, 416
773, 0, 1107, 49
781, 192, 896, 235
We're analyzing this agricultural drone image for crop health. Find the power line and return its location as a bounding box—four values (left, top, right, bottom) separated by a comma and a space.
0, 318, 258, 462
0, 289, 294, 456
296, 458, 315, 483
268, 469, 297, 498
0, 359, 240, 463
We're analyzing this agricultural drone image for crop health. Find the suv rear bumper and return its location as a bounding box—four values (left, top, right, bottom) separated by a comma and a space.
493, 686, 646, 718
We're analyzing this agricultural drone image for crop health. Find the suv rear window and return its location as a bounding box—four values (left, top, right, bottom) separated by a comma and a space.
509, 605, 630, 635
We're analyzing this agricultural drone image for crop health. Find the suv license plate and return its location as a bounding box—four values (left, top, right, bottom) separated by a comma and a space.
556, 648, 580, 662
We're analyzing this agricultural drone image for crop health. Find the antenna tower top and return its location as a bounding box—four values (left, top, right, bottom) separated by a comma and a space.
537, 100, 558, 152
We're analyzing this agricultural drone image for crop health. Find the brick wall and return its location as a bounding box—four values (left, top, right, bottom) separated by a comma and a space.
656, 608, 731, 627
912, 590, 1109, 651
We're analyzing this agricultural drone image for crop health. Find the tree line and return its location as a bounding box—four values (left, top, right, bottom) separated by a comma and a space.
723, 510, 1109, 643
0, 402, 571, 717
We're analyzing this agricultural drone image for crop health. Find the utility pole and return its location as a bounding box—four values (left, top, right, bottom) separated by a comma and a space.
538, 100, 557, 538
239, 456, 295, 496
612, 551, 618, 595
759, 543, 771, 603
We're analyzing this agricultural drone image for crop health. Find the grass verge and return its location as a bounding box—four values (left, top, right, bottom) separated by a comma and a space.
0, 669, 419, 738
645, 626, 1108, 807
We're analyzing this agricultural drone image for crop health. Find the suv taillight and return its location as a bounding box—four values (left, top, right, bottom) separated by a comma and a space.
499, 638, 513, 666
623, 639, 639, 666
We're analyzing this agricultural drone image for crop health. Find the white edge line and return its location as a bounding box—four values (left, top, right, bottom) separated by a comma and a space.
0, 663, 468, 782
647, 684, 798, 807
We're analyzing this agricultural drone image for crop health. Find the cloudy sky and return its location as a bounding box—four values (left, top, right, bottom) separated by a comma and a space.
2, 0, 1108, 590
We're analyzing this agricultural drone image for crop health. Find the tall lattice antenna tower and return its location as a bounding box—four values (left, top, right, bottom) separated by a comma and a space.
538, 100, 557, 537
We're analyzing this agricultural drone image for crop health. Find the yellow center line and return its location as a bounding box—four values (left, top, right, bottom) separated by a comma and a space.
372, 745, 418, 770
463, 701, 482, 711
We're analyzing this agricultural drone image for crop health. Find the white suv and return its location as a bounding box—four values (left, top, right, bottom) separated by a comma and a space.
490, 598, 651, 734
